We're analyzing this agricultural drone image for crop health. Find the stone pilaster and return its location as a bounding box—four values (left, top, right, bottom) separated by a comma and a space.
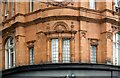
15, 26, 26, 66
79, 30, 88, 63
100, 23, 113, 64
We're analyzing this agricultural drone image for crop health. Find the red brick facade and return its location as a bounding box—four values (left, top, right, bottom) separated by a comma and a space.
0, 0, 120, 70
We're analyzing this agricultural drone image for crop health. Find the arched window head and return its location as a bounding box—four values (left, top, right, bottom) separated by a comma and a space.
5, 36, 15, 69
53, 22, 69, 32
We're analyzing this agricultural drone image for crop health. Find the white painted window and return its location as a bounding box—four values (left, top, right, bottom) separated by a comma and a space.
113, 32, 120, 65
5, 37, 15, 69
5, 0, 8, 16
90, 45, 97, 63
30, 0, 34, 12
51, 39, 59, 63
115, 0, 119, 7
62, 39, 70, 63
29, 47, 34, 65
89, 0, 95, 9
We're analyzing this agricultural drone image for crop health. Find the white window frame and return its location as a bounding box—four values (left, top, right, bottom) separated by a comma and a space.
5, 37, 15, 69
90, 45, 97, 63
30, 0, 34, 12
89, 0, 96, 9
5, 0, 8, 16
113, 32, 120, 65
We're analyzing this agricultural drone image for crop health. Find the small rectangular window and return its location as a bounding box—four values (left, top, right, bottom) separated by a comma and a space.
89, 0, 95, 9
90, 45, 97, 63
29, 47, 34, 65
5, 0, 8, 16
30, 0, 34, 12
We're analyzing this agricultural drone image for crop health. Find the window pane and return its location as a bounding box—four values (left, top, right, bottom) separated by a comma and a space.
51, 39, 58, 63
62, 39, 70, 63
90, 45, 97, 63
30, 47, 34, 65
5, 0, 8, 16
115, 0, 119, 7
30, 0, 34, 12
6, 49, 9, 68
90, 0, 95, 9
10, 53, 14, 67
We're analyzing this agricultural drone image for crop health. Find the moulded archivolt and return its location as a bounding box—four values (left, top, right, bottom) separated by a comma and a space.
53, 22, 69, 31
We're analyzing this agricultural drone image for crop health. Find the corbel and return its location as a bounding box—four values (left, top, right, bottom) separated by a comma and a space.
26, 40, 36, 48
89, 38, 99, 45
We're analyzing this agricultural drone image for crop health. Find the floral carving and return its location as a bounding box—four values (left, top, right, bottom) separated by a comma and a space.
79, 30, 87, 38
106, 32, 113, 40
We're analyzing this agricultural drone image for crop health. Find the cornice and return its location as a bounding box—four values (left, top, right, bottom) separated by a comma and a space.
1, 13, 25, 25
2, 22, 24, 35
1, 7, 119, 26
25, 7, 119, 16
1, 16, 120, 33
23, 16, 120, 26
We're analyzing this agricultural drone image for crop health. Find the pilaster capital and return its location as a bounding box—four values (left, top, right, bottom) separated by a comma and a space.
79, 30, 87, 38
106, 32, 113, 40
15, 35, 25, 42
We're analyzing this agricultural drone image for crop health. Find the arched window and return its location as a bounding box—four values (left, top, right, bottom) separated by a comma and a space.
113, 32, 120, 65
5, 37, 15, 69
